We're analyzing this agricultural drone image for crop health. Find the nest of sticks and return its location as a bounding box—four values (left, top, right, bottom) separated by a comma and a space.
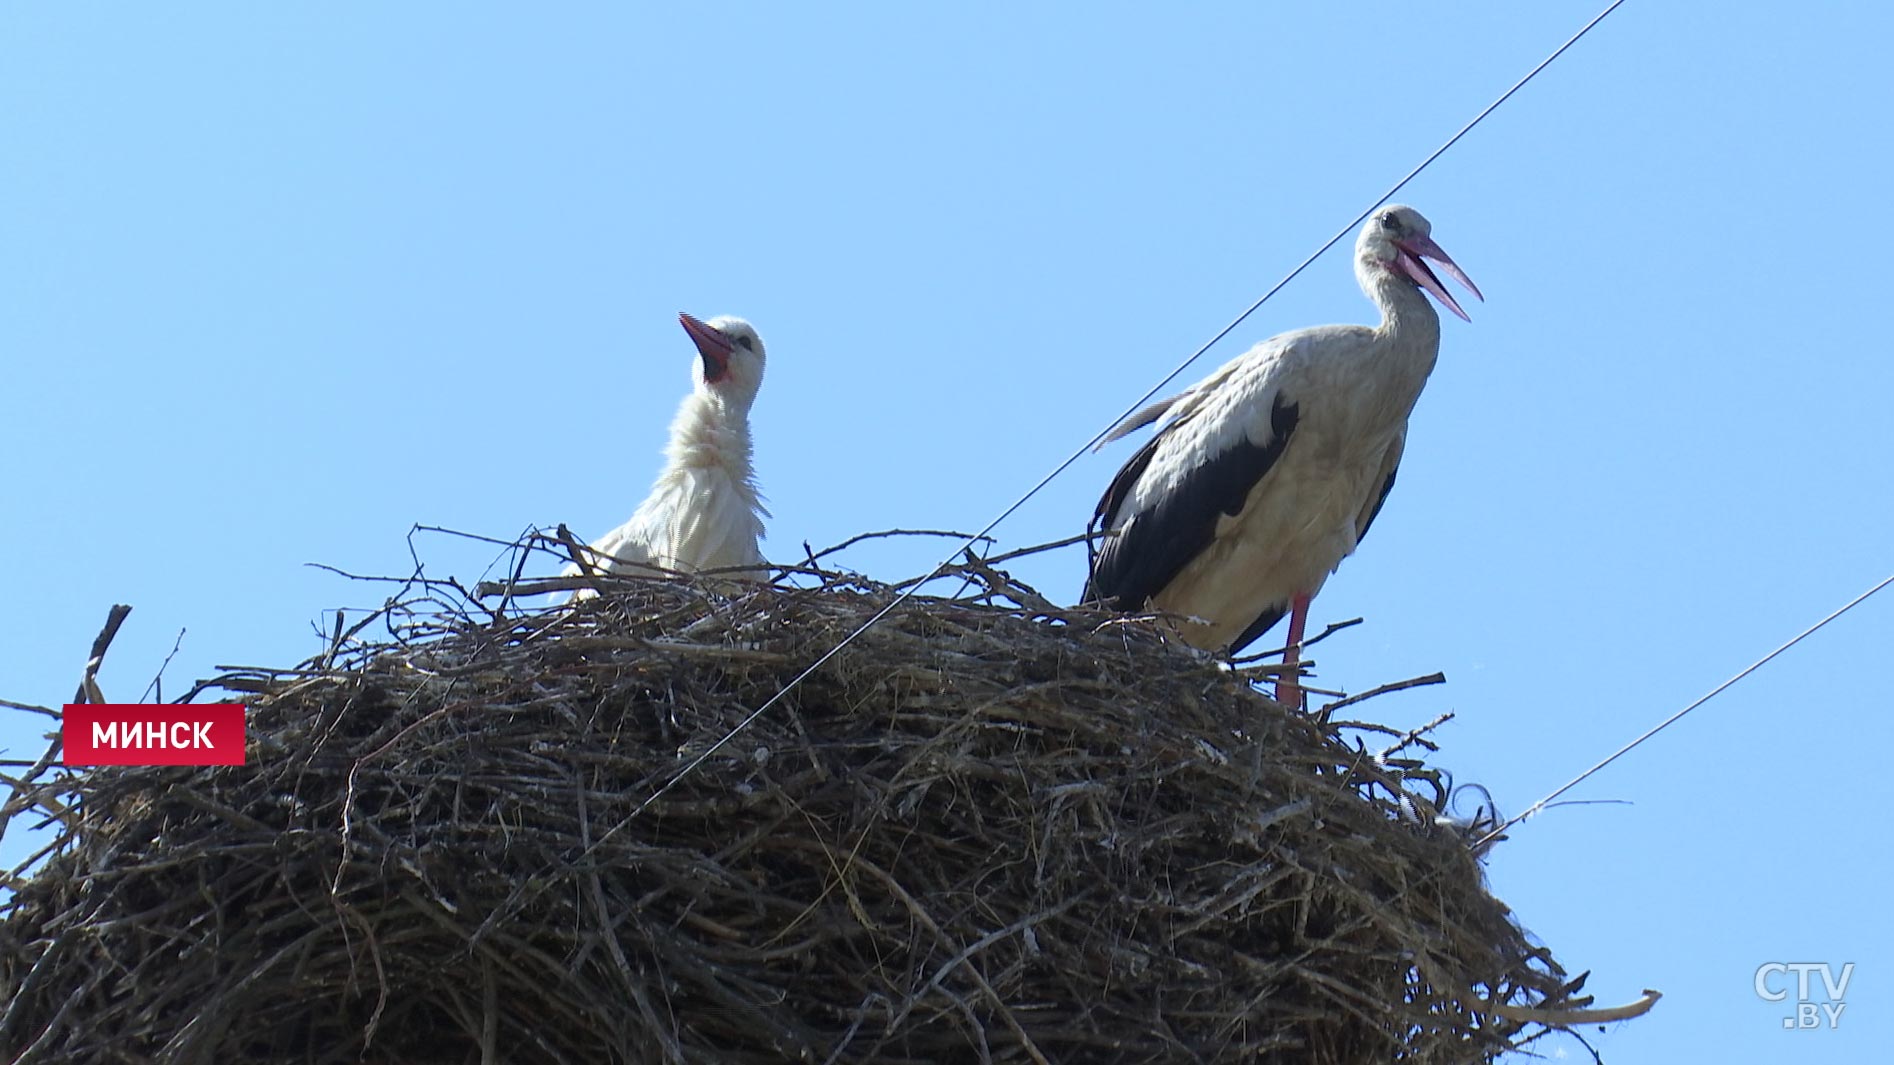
0, 532, 1623, 1064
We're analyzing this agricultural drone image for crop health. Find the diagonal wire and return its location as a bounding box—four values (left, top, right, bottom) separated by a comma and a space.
615, 0, 1630, 832
1478, 572, 1894, 847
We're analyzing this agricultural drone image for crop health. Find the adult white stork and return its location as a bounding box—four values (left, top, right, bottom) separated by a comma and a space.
1085, 205, 1480, 707
566, 313, 769, 593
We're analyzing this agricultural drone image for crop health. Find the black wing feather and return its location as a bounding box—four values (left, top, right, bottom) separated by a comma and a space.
1083, 431, 1164, 604
1228, 601, 1289, 655
1086, 395, 1300, 613
1356, 465, 1399, 543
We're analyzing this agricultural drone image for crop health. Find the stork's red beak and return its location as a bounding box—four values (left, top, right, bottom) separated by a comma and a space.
679, 312, 734, 382
1393, 235, 1483, 323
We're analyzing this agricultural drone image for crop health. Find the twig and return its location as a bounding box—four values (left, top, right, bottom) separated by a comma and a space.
414, 523, 555, 551
973, 530, 1105, 568
956, 552, 1057, 614
0, 773, 74, 831
480, 957, 499, 1065
1229, 660, 1300, 679
137, 627, 187, 703
1321, 672, 1447, 713
491, 529, 537, 622
1489, 988, 1662, 1026
1229, 617, 1363, 665
888, 893, 1088, 1032
554, 523, 595, 577
803, 528, 994, 566
0, 731, 72, 876
1376, 712, 1456, 760
1566, 1027, 1607, 1065
304, 562, 437, 586
322, 611, 347, 670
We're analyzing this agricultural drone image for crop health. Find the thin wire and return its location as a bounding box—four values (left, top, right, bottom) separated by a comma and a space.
1478, 572, 1894, 847
624, 0, 1629, 825
1081, 0, 1629, 440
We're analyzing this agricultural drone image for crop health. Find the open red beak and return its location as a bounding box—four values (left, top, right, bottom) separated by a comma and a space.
679, 312, 734, 382
1393, 235, 1483, 323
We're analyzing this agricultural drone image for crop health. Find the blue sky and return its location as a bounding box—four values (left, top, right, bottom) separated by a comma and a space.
4, 3, 1888, 1060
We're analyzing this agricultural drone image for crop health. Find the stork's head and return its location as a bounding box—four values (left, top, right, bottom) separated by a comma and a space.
680, 312, 766, 410
1356, 205, 1483, 322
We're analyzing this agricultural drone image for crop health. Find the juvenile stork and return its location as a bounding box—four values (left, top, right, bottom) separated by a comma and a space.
1085, 206, 1480, 707
567, 313, 769, 592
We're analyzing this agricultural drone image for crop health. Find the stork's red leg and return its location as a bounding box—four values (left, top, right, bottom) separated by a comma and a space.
1277, 592, 1312, 708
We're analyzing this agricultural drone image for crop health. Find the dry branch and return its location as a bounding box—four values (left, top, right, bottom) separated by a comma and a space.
71, 603, 132, 705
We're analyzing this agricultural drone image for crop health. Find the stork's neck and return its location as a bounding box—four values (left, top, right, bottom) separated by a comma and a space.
1365, 269, 1441, 360
664, 390, 757, 479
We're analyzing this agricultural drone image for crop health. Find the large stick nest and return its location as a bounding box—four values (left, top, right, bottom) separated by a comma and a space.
1, 540, 1591, 1064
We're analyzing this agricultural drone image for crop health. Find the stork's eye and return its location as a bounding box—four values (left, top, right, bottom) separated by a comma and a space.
735, 335, 755, 352
1379, 212, 1398, 230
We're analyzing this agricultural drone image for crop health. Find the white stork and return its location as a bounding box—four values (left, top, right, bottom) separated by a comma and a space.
567, 313, 769, 592
1085, 205, 1480, 707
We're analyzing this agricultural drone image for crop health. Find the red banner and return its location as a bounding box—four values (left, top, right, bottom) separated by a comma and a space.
62, 704, 247, 766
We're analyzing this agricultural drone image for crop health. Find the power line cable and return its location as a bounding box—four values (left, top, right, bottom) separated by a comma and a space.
1479, 572, 1894, 847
